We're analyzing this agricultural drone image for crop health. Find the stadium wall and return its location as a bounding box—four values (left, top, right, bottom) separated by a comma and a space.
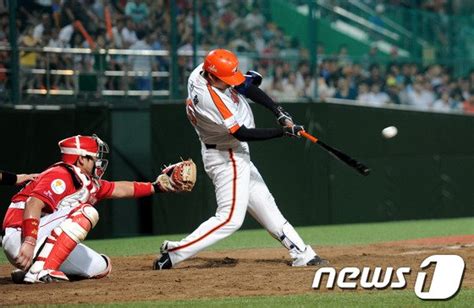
1, 103, 473, 239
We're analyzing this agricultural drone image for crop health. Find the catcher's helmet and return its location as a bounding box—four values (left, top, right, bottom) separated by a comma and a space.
58, 134, 109, 179
203, 49, 245, 86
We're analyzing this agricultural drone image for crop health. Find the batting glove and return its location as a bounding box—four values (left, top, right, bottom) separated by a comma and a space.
276, 106, 294, 127
283, 125, 305, 138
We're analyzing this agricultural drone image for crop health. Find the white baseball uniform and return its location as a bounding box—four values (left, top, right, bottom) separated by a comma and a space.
164, 64, 317, 266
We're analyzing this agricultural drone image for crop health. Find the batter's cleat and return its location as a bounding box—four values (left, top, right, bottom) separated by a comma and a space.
160, 240, 170, 254
291, 245, 319, 266
153, 253, 172, 270
306, 255, 329, 266
24, 269, 69, 284
11, 269, 26, 284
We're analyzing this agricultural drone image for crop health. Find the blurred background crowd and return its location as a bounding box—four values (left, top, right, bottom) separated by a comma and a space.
1, 0, 474, 114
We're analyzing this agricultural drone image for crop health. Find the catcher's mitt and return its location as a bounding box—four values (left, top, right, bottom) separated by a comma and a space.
154, 159, 196, 193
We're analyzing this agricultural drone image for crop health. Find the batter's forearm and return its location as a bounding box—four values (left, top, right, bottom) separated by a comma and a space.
232, 125, 284, 141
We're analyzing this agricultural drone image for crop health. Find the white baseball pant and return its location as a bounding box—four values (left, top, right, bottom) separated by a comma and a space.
165, 145, 316, 266
2, 204, 108, 278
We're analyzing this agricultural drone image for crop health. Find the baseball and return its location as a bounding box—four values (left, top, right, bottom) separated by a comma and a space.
382, 126, 398, 139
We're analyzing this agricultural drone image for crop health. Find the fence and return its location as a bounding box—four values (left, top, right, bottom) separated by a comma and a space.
2, 101, 473, 238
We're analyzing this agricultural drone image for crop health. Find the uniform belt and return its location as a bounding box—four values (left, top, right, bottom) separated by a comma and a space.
205, 143, 216, 149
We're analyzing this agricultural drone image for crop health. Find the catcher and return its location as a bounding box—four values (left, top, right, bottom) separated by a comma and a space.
1, 134, 196, 283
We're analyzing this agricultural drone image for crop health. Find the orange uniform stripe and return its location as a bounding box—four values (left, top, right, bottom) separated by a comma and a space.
207, 84, 233, 119
168, 149, 238, 252
229, 124, 240, 134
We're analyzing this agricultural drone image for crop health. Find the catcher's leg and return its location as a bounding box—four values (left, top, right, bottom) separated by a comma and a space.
247, 163, 326, 266
60, 244, 111, 279
24, 203, 99, 283
155, 149, 250, 269
2, 205, 75, 283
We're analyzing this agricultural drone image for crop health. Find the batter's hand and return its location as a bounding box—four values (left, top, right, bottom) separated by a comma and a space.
276, 106, 294, 127
15, 238, 36, 271
283, 125, 304, 138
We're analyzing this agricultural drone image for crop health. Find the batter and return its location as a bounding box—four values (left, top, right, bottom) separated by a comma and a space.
154, 49, 328, 270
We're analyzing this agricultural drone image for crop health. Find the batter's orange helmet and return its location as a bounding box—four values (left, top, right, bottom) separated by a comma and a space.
203, 49, 245, 86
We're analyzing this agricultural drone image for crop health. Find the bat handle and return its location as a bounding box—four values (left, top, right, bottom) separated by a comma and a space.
300, 131, 318, 143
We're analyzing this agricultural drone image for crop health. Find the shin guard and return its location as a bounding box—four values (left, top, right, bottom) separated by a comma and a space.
26, 204, 99, 282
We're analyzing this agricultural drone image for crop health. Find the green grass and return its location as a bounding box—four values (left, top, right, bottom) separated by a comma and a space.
62, 289, 474, 307
62, 216, 474, 257
2, 217, 472, 264
1, 217, 472, 306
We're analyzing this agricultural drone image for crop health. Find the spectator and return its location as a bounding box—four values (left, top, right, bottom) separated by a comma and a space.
336, 44, 351, 67
366, 83, 390, 107
251, 28, 266, 55
125, 0, 149, 24
458, 77, 470, 101
365, 63, 384, 87
281, 72, 301, 100
318, 77, 335, 101
19, 26, 41, 89
433, 90, 458, 112
302, 75, 316, 99
406, 76, 435, 109
357, 82, 371, 103
129, 30, 154, 98
58, 23, 74, 46
61, 0, 99, 33
121, 17, 138, 47
334, 77, 357, 100
385, 79, 401, 105
112, 17, 125, 49
33, 13, 51, 42
244, 6, 265, 30
463, 90, 474, 114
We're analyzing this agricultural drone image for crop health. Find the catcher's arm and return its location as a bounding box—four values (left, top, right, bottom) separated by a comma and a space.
108, 159, 197, 198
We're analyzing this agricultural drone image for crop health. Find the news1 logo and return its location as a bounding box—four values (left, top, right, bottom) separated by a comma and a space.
312, 255, 465, 300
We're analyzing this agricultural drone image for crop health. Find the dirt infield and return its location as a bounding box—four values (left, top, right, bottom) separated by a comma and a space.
1, 235, 472, 305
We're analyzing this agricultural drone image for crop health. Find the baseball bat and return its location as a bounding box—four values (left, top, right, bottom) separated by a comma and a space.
299, 131, 371, 176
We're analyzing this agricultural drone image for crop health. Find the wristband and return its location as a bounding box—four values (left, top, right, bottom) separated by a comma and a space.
1, 171, 17, 186
22, 218, 39, 240
23, 239, 37, 246
133, 182, 154, 198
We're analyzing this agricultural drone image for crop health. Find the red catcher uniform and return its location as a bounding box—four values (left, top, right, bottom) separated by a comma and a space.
2, 135, 117, 282
3, 163, 114, 231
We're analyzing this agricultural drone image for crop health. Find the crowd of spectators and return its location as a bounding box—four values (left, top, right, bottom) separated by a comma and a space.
257, 44, 474, 114
0, 0, 289, 96
1, 0, 474, 115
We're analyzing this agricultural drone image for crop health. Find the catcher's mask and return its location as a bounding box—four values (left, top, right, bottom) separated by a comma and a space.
58, 134, 109, 179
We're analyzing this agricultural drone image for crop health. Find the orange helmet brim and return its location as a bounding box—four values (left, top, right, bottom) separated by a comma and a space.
218, 70, 246, 86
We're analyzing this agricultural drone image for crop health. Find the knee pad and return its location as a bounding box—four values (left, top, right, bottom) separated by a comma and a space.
61, 204, 99, 243
29, 204, 99, 275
